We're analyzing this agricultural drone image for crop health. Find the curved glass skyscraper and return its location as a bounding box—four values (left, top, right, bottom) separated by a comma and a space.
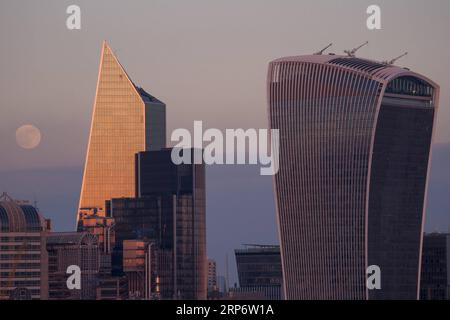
267, 54, 439, 299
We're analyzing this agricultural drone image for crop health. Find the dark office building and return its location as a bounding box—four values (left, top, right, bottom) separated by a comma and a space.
234, 245, 283, 300
420, 233, 450, 300
96, 275, 129, 300
46, 232, 100, 300
47, 232, 100, 300
109, 148, 206, 300
268, 54, 439, 299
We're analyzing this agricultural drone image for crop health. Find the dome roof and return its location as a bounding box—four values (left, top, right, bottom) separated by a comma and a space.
0, 192, 46, 232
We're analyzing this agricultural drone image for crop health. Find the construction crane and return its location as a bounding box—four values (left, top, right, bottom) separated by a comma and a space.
314, 43, 333, 55
382, 52, 408, 65
344, 41, 369, 57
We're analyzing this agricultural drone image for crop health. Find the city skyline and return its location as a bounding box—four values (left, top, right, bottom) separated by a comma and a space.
1, 0, 450, 298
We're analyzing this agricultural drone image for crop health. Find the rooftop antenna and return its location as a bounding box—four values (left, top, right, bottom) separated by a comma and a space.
382, 52, 408, 65
33, 193, 39, 212
314, 43, 333, 55
344, 41, 369, 57
225, 253, 229, 293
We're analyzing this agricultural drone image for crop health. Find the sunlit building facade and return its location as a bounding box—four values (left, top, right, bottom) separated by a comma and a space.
78, 41, 166, 221
268, 54, 440, 299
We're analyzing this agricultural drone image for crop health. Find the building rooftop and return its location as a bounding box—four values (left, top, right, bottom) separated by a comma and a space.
270, 54, 438, 86
47, 232, 98, 246
0, 192, 46, 232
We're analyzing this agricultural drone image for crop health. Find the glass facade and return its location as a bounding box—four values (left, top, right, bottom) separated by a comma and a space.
368, 92, 435, 299
110, 148, 206, 300
78, 42, 166, 219
234, 245, 283, 300
268, 55, 439, 300
420, 233, 450, 300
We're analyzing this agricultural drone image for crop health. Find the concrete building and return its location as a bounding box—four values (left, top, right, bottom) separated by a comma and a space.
207, 259, 217, 292
0, 192, 50, 300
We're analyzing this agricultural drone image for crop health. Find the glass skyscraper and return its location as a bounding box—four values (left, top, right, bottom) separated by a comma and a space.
268, 54, 440, 299
78, 41, 166, 221
110, 148, 207, 300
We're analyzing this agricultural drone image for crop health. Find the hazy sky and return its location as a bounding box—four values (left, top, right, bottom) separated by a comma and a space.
1, 0, 450, 282
1, 0, 450, 170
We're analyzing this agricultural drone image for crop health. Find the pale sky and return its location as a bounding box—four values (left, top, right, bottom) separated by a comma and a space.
1, 0, 450, 170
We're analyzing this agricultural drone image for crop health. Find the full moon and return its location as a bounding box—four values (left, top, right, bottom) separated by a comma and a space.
16, 125, 42, 149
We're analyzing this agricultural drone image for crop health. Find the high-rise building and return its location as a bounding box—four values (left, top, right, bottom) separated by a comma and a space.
268, 54, 440, 299
0, 193, 50, 300
78, 41, 166, 221
420, 233, 450, 300
110, 148, 206, 300
234, 245, 283, 300
46, 232, 100, 300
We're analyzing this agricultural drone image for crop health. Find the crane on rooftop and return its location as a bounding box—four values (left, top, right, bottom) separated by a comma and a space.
314, 43, 333, 55
344, 41, 369, 57
382, 52, 408, 65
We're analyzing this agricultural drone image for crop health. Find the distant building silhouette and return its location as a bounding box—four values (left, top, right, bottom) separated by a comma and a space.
207, 259, 217, 292
234, 245, 283, 300
420, 233, 450, 300
268, 54, 440, 299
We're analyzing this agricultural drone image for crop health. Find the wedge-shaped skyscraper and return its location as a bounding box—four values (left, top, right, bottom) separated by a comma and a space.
268, 54, 440, 299
78, 41, 166, 221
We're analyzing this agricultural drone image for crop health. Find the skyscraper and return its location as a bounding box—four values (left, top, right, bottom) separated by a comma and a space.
78, 41, 166, 221
268, 54, 440, 299
110, 148, 206, 300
